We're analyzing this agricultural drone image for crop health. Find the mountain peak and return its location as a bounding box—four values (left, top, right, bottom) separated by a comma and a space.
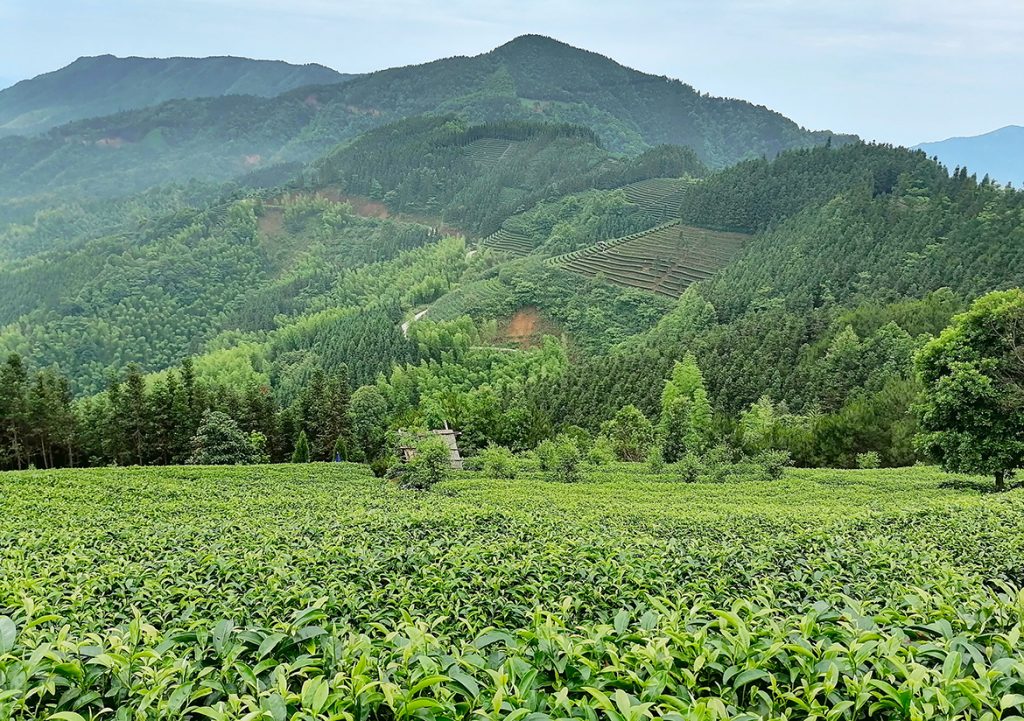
491, 34, 601, 60
496, 34, 573, 49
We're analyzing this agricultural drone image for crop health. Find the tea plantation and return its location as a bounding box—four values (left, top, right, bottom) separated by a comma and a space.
2, 464, 1024, 720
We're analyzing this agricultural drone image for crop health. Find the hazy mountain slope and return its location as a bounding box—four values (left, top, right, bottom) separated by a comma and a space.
914, 126, 1024, 186
0, 55, 352, 137
0, 118, 682, 389
0, 35, 853, 211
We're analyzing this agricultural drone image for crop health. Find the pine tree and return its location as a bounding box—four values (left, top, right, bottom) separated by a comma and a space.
350, 385, 389, 460
0, 354, 29, 470
120, 364, 149, 465
292, 430, 311, 463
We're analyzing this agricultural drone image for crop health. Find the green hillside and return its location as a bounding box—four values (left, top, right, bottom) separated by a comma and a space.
0, 54, 351, 137
0, 35, 852, 213
1, 43, 1023, 476
4, 134, 1024, 470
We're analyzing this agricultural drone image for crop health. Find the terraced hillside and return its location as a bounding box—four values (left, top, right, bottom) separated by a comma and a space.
427, 277, 508, 322
549, 220, 748, 297
621, 177, 695, 221
481, 177, 696, 256
481, 227, 536, 255
464, 138, 518, 165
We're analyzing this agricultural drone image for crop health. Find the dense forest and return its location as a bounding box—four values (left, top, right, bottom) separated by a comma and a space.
2, 119, 1022, 471
0, 54, 351, 137
1, 38, 1020, 474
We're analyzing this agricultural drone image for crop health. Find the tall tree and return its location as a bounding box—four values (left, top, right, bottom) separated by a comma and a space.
349, 385, 389, 461
118, 364, 149, 465
658, 354, 713, 461
916, 289, 1024, 490
0, 354, 29, 470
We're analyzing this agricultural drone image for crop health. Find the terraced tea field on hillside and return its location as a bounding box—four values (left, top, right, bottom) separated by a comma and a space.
480, 178, 696, 257
550, 219, 749, 297
2, 464, 1024, 719
464, 138, 518, 165
620, 177, 695, 221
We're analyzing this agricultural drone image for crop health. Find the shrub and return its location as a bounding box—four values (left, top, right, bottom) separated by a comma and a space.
549, 437, 585, 483
291, 430, 311, 463
857, 451, 881, 469
334, 435, 363, 463
601, 404, 654, 461
755, 449, 792, 480
646, 446, 666, 473
560, 425, 593, 453
401, 436, 452, 490
535, 439, 557, 471
248, 431, 270, 464
700, 445, 741, 483
672, 452, 704, 482
587, 435, 616, 466
370, 455, 395, 478
478, 444, 518, 479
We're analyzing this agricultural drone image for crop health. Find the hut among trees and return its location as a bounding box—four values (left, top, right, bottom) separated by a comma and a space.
398, 426, 464, 469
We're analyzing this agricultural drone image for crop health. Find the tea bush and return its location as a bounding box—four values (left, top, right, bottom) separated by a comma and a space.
2, 464, 1024, 719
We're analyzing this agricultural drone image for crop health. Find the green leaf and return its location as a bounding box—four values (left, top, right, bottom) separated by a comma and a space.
733, 669, 769, 689
1002, 694, 1024, 711
613, 609, 629, 634
0, 616, 16, 654
473, 629, 513, 648
449, 670, 480, 698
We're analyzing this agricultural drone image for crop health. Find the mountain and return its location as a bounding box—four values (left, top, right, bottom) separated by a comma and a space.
4, 131, 1023, 471
0, 36, 854, 212
914, 125, 1024, 186
0, 54, 353, 137
10, 36, 1020, 474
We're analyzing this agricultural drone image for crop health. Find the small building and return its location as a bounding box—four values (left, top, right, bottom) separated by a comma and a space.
397, 426, 464, 470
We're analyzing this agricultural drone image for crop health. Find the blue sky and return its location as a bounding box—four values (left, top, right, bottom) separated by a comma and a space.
1, 0, 1020, 146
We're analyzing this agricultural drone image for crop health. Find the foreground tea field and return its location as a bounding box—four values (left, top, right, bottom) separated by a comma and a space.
2, 465, 1024, 720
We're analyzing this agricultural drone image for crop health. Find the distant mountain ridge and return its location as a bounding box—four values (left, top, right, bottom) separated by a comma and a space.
914, 125, 1024, 186
0, 35, 855, 209
0, 54, 354, 136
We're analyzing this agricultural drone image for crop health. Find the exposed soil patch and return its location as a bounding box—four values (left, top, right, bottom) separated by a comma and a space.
495, 307, 563, 349
258, 208, 283, 236
346, 196, 390, 219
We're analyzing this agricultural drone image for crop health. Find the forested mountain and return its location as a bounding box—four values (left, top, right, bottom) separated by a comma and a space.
0, 118, 701, 392
0, 55, 351, 137
2, 39, 1021, 474
914, 125, 1024, 187
4, 121, 1023, 472
0, 35, 852, 214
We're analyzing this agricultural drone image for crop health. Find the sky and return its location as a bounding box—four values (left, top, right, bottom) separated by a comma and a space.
1, 0, 1020, 146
